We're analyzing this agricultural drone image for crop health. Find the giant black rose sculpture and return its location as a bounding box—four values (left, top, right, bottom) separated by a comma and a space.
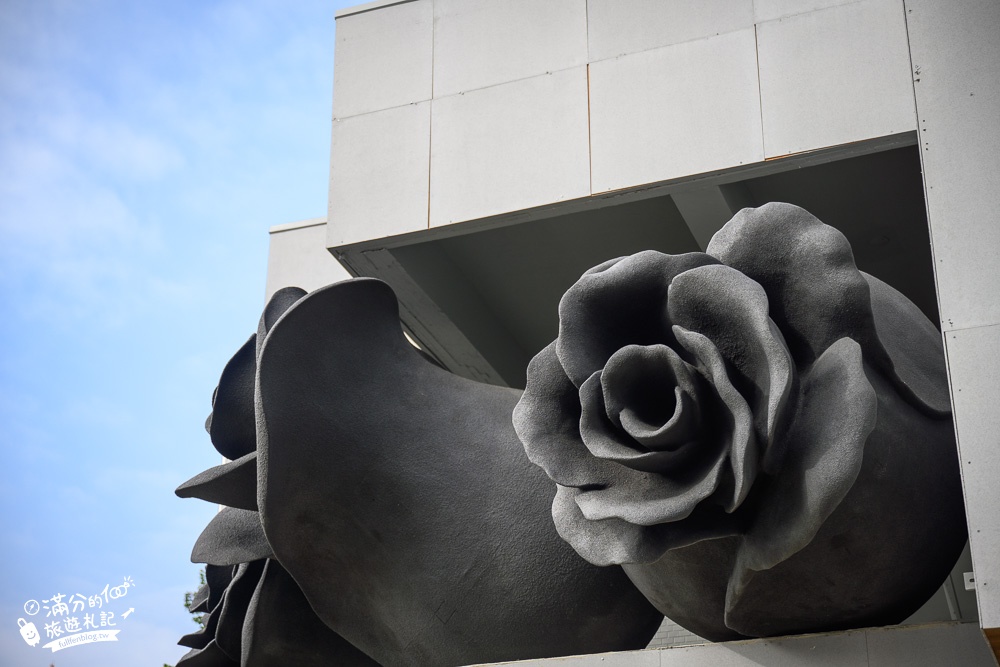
178, 279, 663, 666
514, 203, 966, 640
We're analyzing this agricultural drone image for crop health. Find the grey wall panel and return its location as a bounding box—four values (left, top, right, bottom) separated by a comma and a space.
866, 621, 998, 666
429, 67, 590, 228
332, 0, 432, 118
657, 631, 867, 667
474, 623, 994, 666
327, 102, 430, 246
945, 324, 1000, 629
905, 0, 1000, 331
335, 0, 421, 18
589, 28, 763, 194
753, 0, 857, 23
586, 0, 753, 63
266, 220, 351, 300
757, 0, 915, 158
432, 0, 588, 98
905, 0, 1000, 631
482, 648, 659, 667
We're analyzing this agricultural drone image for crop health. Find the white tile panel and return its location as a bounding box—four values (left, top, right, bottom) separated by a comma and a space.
658, 630, 868, 666
336, 0, 418, 19
474, 623, 994, 666
946, 324, 1000, 628
332, 0, 433, 118
907, 1, 1000, 627
587, 0, 753, 63
905, 0, 1000, 331
866, 622, 997, 666
327, 102, 430, 246
753, 0, 859, 23
757, 0, 916, 157
266, 220, 351, 300
589, 28, 763, 194
432, 0, 588, 98
429, 68, 591, 228
483, 648, 659, 667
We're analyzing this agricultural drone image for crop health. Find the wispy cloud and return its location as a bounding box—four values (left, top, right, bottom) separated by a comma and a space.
0, 2, 346, 664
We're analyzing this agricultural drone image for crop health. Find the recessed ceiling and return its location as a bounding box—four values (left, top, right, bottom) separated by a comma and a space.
391, 145, 933, 388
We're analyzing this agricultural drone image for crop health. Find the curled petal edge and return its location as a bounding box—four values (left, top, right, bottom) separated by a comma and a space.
176, 452, 258, 511
514, 342, 622, 488
725, 337, 876, 620
574, 450, 728, 526
579, 367, 701, 474
556, 251, 719, 387
192, 507, 273, 566
863, 273, 950, 417
553, 484, 742, 567
667, 264, 795, 468
209, 334, 257, 460
674, 326, 759, 512
708, 203, 947, 419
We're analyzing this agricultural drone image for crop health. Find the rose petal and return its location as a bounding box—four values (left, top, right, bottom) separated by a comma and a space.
726, 337, 876, 617
258, 278, 660, 664
215, 559, 266, 661
189, 582, 210, 613
557, 251, 719, 386
515, 342, 622, 487
552, 485, 742, 566
179, 603, 221, 650
176, 639, 238, 667
580, 369, 701, 474
191, 508, 273, 566
176, 452, 258, 511
208, 288, 308, 461
674, 326, 759, 511
621, 387, 698, 450
574, 450, 728, 526
863, 272, 950, 416
707, 203, 881, 370
205, 564, 235, 612
209, 334, 257, 460
241, 559, 381, 666
256, 287, 307, 358
601, 345, 702, 450
668, 265, 795, 473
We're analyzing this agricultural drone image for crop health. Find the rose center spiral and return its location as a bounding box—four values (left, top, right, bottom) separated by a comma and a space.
602, 345, 702, 451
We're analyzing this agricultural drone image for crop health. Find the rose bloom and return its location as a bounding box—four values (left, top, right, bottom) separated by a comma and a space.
514, 203, 965, 640
176, 287, 380, 667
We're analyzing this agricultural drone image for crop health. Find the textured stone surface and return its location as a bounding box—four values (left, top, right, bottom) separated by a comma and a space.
241, 559, 379, 667
514, 203, 966, 639
176, 453, 258, 511
256, 278, 662, 666
177, 287, 377, 667
190, 507, 272, 567
179, 280, 662, 666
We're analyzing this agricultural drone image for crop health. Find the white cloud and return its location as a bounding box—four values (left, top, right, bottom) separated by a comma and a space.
50, 115, 186, 181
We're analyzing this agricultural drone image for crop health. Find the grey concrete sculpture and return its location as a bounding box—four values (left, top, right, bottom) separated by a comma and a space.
177, 288, 380, 667
179, 282, 662, 666
254, 278, 661, 666
176, 558, 378, 667
513, 202, 967, 640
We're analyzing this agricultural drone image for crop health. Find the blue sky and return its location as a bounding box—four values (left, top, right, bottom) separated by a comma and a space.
1, 1, 353, 663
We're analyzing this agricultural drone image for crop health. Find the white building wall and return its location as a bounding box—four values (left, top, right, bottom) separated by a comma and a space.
318, 0, 1000, 659
265, 218, 351, 300
328, 0, 918, 244
903, 0, 1000, 638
